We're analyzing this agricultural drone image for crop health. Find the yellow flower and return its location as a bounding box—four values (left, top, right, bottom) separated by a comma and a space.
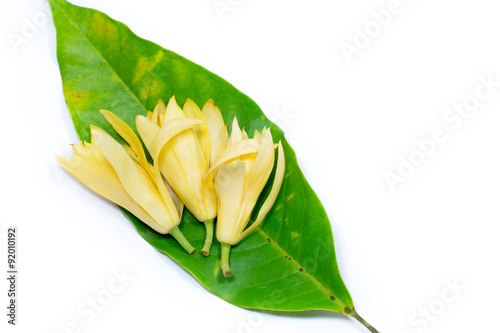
208, 118, 285, 277
57, 110, 202, 254
136, 97, 227, 256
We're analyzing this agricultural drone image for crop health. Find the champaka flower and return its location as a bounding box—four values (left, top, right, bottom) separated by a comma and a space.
56, 110, 202, 254
136, 97, 227, 256
207, 118, 285, 277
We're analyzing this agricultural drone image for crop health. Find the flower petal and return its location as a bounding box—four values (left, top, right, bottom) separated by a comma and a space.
235, 141, 285, 243
241, 129, 249, 140
56, 150, 168, 234
122, 144, 141, 164
162, 99, 205, 196
163, 178, 184, 218
253, 129, 262, 140
228, 117, 243, 145
138, 115, 208, 221
183, 99, 210, 171
215, 160, 246, 244
243, 129, 275, 199
202, 100, 228, 165
100, 109, 153, 180
136, 115, 185, 218
232, 129, 275, 240
136, 115, 160, 152
150, 118, 204, 221
202, 172, 217, 220
151, 99, 166, 126
90, 126, 176, 231
163, 96, 185, 123
206, 138, 262, 177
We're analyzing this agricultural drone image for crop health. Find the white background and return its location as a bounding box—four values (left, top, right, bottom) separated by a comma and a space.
1, 0, 500, 332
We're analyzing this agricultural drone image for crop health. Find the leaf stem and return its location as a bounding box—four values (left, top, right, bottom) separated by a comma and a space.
220, 243, 232, 277
201, 220, 214, 257
351, 311, 379, 333
170, 227, 195, 254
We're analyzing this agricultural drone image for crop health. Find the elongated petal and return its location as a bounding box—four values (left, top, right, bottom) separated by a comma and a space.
90, 126, 176, 231
206, 138, 262, 177
136, 115, 160, 152
130, 156, 181, 221
164, 127, 207, 219
56, 153, 168, 234
135, 117, 181, 212
150, 118, 204, 221
100, 109, 154, 180
235, 141, 285, 244
202, 172, 217, 220
163, 98, 206, 196
86, 141, 115, 174
152, 99, 166, 126
231, 129, 275, 240
202, 100, 228, 165
182, 99, 205, 120
253, 129, 262, 140
138, 115, 209, 221
241, 129, 249, 140
184, 99, 210, 169
134, 149, 185, 219
243, 129, 275, 201
228, 117, 243, 145
123, 144, 141, 164
164, 178, 184, 217
72, 142, 91, 157
158, 144, 194, 218
215, 160, 246, 244
163, 96, 185, 123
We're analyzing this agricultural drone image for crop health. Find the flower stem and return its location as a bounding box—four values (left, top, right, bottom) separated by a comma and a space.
220, 243, 232, 277
351, 311, 379, 333
201, 220, 214, 257
170, 227, 195, 255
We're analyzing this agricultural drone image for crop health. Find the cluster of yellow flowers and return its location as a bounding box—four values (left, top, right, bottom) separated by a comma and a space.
57, 97, 285, 277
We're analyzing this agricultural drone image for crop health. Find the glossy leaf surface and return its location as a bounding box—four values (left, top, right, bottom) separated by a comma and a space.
49, 0, 354, 314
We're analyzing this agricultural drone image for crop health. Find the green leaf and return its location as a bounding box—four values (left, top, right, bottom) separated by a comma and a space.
49, 0, 361, 319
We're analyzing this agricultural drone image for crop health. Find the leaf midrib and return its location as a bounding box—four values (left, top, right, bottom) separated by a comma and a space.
256, 228, 348, 311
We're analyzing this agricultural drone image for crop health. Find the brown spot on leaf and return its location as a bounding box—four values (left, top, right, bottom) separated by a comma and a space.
267, 238, 271, 243
330, 295, 335, 300
299, 268, 303, 272
71, 91, 85, 99
344, 307, 352, 314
